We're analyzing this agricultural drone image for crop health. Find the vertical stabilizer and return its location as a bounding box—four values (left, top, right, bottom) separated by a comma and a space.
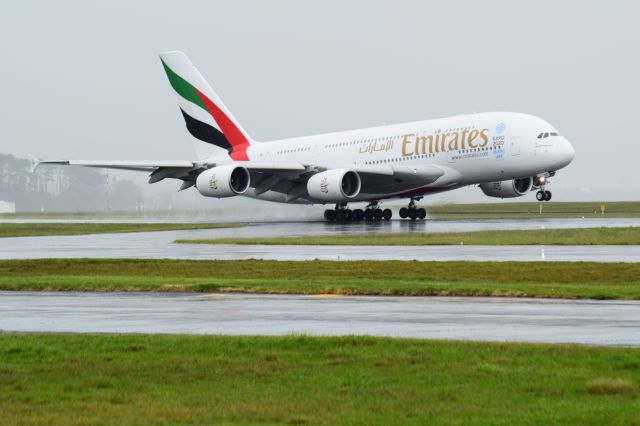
159, 51, 252, 160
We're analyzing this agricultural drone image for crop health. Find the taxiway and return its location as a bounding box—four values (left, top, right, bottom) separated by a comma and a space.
0, 218, 638, 262
2, 291, 639, 346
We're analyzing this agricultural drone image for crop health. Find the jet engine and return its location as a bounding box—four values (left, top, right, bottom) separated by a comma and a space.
480, 177, 533, 198
307, 169, 361, 202
196, 164, 250, 198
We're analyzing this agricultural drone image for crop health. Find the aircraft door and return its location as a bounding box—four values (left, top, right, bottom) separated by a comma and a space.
510, 137, 521, 156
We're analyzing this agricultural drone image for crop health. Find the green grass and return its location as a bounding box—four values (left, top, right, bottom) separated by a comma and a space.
1, 333, 639, 425
2, 259, 640, 300
176, 226, 640, 246
0, 222, 241, 238
427, 201, 640, 219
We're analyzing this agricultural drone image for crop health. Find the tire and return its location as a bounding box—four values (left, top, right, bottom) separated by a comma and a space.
373, 209, 383, 221
344, 209, 353, 221
417, 208, 426, 219
536, 191, 544, 202
335, 210, 344, 222
364, 209, 373, 221
408, 209, 417, 220
383, 209, 392, 220
545, 191, 552, 201
399, 207, 408, 219
324, 209, 335, 221
353, 209, 364, 221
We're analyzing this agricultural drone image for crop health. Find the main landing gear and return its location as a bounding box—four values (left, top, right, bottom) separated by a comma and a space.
323, 201, 392, 222
399, 198, 427, 221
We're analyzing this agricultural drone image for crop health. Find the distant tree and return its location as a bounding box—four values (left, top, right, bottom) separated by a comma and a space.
0, 153, 146, 212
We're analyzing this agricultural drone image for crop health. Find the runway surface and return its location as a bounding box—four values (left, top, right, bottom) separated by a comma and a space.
2, 291, 639, 346
0, 218, 638, 261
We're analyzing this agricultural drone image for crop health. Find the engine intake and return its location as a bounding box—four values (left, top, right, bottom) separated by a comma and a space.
307, 169, 361, 202
196, 165, 250, 198
480, 177, 533, 198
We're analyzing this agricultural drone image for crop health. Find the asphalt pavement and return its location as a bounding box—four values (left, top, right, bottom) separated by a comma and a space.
2, 291, 639, 346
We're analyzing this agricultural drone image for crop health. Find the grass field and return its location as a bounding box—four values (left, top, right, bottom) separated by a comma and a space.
427, 201, 640, 219
0, 222, 240, 238
2, 259, 640, 300
176, 226, 640, 246
1, 333, 639, 425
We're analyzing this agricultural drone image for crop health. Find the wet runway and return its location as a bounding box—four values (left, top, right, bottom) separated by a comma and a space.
0, 218, 638, 262
2, 291, 639, 346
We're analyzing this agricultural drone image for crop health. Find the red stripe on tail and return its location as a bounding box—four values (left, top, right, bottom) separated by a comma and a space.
194, 88, 250, 160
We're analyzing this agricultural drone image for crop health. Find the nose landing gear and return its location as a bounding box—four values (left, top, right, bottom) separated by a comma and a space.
399, 198, 427, 220
534, 176, 553, 202
536, 190, 552, 202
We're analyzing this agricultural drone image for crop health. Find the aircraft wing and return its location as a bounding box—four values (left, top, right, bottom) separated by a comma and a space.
38, 160, 197, 172
38, 159, 444, 197
245, 163, 445, 201
38, 159, 309, 190
352, 164, 445, 194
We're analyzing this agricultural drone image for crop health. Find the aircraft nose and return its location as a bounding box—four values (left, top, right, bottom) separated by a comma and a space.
556, 137, 575, 168
563, 138, 575, 163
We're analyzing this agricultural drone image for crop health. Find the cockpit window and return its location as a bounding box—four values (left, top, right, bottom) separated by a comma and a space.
537, 132, 559, 139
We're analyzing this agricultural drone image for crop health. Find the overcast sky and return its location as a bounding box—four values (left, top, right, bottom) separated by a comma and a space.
1, 0, 639, 204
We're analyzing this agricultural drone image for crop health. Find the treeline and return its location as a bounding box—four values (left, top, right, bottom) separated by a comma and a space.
0, 153, 143, 212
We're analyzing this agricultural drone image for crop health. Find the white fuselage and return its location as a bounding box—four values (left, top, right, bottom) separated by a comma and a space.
45, 51, 575, 211
239, 112, 575, 204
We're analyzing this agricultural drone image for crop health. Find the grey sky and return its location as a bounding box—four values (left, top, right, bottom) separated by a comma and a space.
1, 0, 639, 204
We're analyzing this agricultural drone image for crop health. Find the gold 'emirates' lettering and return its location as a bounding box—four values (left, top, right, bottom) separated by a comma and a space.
401, 134, 414, 157
401, 127, 490, 157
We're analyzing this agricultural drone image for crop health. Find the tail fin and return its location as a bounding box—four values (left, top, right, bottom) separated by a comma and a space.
159, 51, 251, 161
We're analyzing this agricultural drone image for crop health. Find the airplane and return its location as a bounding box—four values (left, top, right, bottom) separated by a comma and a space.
41, 51, 575, 221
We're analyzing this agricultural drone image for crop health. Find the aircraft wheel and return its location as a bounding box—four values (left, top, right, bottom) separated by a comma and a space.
408, 209, 417, 220
335, 210, 345, 222
353, 209, 364, 221
536, 191, 545, 202
373, 209, 383, 221
324, 209, 336, 221
364, 209, 374, 221
383, 209, 392, 220
399, 207, 408, 219
344, 209, 353, 221
417, 208, 426, 220
544, 191, 552, 201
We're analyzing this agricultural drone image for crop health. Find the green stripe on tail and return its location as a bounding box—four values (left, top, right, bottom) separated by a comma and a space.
161, 60, 207, 110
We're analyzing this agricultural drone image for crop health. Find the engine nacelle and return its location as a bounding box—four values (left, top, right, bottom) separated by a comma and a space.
307, 169, 361, 202
480, 177, 533, 199
196, 165, 250, 198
